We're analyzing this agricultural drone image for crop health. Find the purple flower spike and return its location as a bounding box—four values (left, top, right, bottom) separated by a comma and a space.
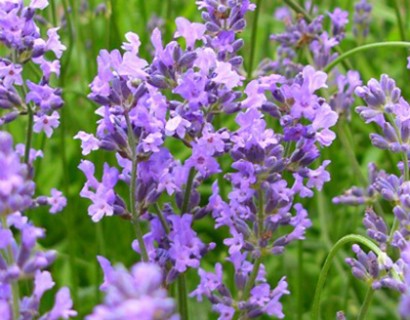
88, 257, 178, 320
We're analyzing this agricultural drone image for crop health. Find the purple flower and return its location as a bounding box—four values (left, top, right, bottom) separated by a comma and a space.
328, 8, 348, 36
306, 160, 331, 190
26, 82, 64, 113
33, 111, 60, 137
212, 304, 235, 320
353, 0, 372, 38
213, 61, 243, 90
74, 131, 100, 155
0, 132, 35, 214
175, 17, 206, 49
30, 0, 49, 10
0, 62, 23, 88
78, 160, 119, 222
47, 188, 67, 214
87, 257, 178, 320
122, 32, 141, 54
33, 27, 66, 59
42, 288, 77, 320
165, 115, 191, 138
185, 144, 220, 178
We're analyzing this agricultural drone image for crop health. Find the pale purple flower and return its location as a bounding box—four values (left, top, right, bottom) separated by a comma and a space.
34, 28, 66, 59
47, 188, 66, 214
212, 304, 235, 320
87, 257, 177, 320
30, 0, 49, 10
213, 61, 243, 90
78, 160, 119, 222
0, 62, 23, 88
42, 288, 77, 320
165, 115, 191, 138
26, 81, 63, 112
74, 131, 100, 155
33, 111, 60, 137
306, 160, 331, 190
175, 17, 206, 49
122, 32, 141, 54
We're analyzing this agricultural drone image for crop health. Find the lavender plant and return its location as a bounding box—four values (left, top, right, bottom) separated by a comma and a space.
0, 131, 75, 319
76, 1, 342, 319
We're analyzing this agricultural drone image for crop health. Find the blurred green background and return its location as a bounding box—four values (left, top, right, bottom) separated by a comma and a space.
5, 0, 410, 318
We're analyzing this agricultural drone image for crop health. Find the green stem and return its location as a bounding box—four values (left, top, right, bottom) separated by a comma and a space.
283, 0, 311, 22
61, 0, 74, 81
311, 234, 383, 320
125, 113, 149, 262
357, 287, 375, 320
24, 105, 33, 165
181, 168, 196, 214
337, 122, 367, 186
49, 0, 57, 26
176, 168, 196, 320
247, 0, 262, 79
1, 216, 20, 319
393, 0, 406, 42
297, 241, 303, 320
338, 121, 385, 217
242, 257, 262, 300
324, 41, 410, 73
178, 275, 189, 320
153, 203, 170, 234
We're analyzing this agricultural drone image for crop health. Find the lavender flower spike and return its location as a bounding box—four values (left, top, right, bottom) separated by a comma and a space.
87, 256, 178, 320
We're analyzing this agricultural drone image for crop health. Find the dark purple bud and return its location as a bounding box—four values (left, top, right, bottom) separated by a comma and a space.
217, 284, 231, 298
166, 268, 179, 284
99, 139, 117, 151
230, 19, 246, 31
370, 133, 389, 149
208, 293, 223, 304
245, 143, 265, 163
383, 122, 399, 142
172, 45, 181, 62
36, 196, 48, 205
235, 273, 246, 290
229, 56, 243, 66
394, 205, 407, 221
232, 39, 244, 52
201, 12, 211, 22
205, 22, 220, 33
148, 75, 168, 89
368, 252, 379, 278
0, 99, 13, 109
248, 309, 264, 318
178, 52, 197, 68
379, 278, 406, 293
193, 207, 208, 220
2, 111, 19, 124
261, 101, 280, 118
146, 188, 161, 204
133, 83, 147, 101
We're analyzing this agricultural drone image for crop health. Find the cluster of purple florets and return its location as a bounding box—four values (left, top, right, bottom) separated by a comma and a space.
0, 0, 65, 137
333, 73, 410, 317
75, 0, 351, 318
0, 1, 74, 319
